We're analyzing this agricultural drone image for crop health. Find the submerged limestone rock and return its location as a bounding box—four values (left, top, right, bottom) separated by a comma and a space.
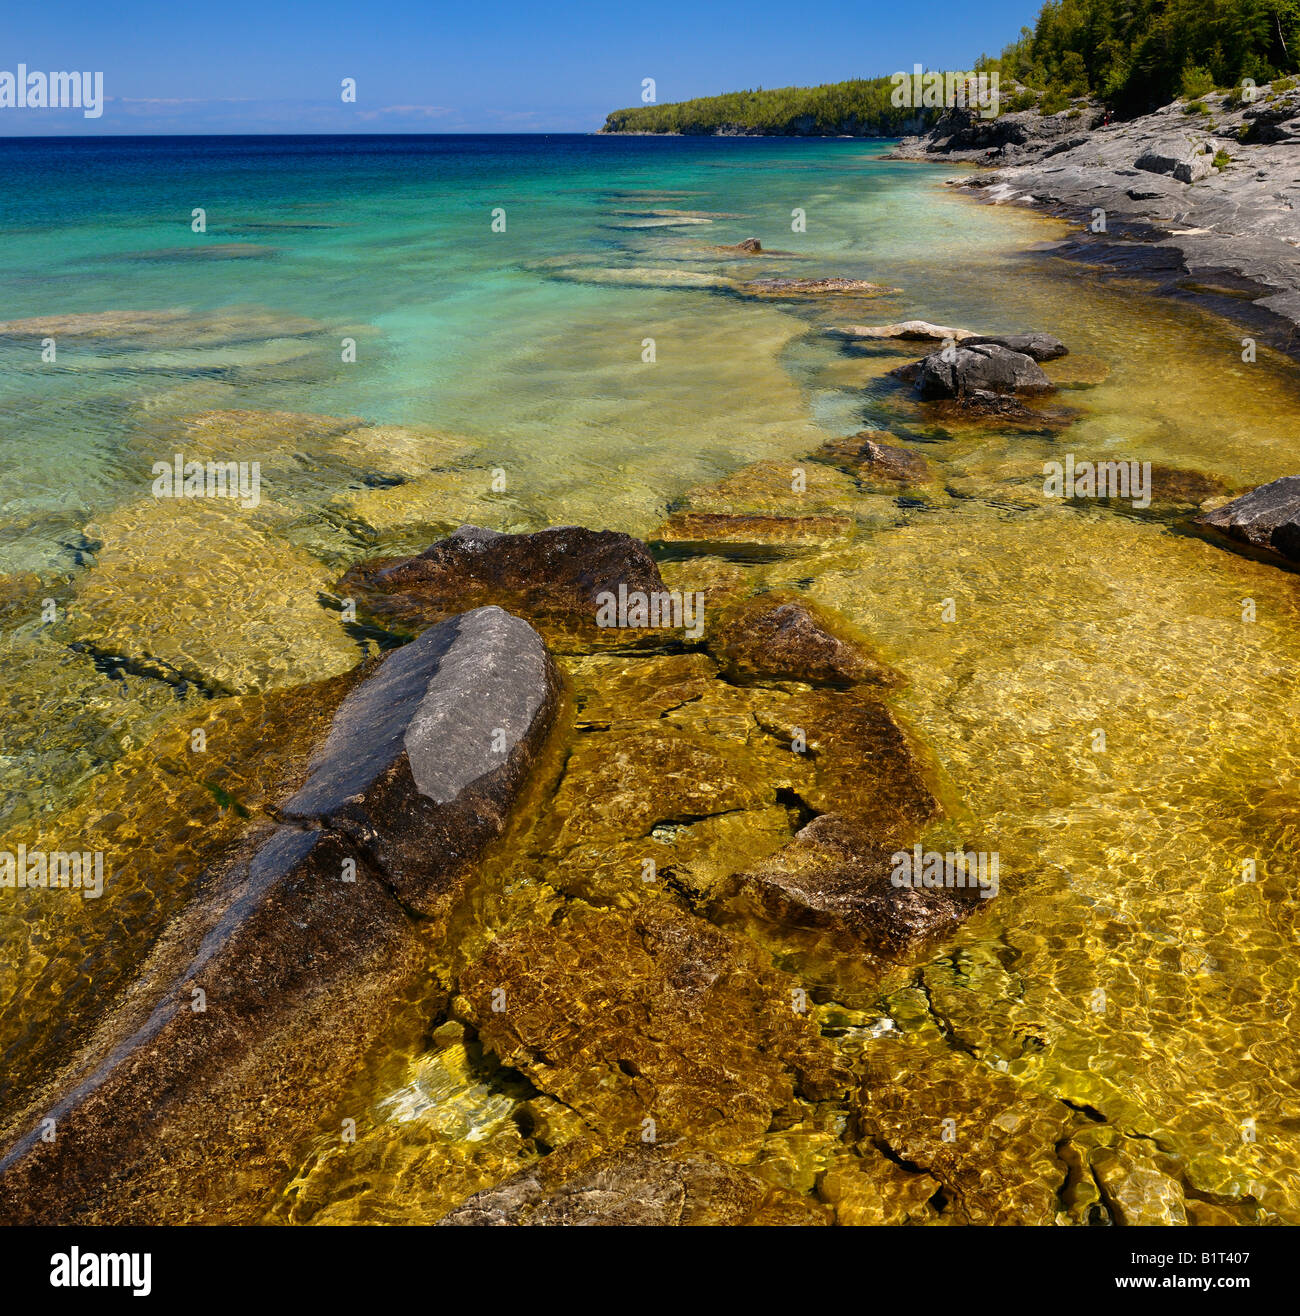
545, 265, 737, 291
168, 409, 475, 484
67, 497, 361, 694
340, 525, 670, 648
829, 320, 975, 342
548, 722, 782, 854
0, 669, 360, 1117
712, 594, 900, 687
0, 828, 422, 1226
654, 511, 854, 558
817, 1148, 941, 1225
456, 902, 846, 1150
1061, 1126, 1193, 1226
0, 306, 327, 348
739, 277, 900, 299
810, 431, 933, 487
1042, 352, 1112, 388
652, 459, 862, 559
569, 651, 718, 729
329, 471, 536, 552
0, 608, 560, 1224
439, 1141, 828, 1225
549, 651, 802, 907
715, 814, 985, 962
752, 689, 941, 840
856, 1038, 1083, 1225
674, 458, 860, 516
1197, 474, 1300, 562
1145, 464, 1229, 508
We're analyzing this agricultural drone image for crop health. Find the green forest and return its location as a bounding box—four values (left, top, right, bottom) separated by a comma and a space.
984, 0, 1300, 113
602, 0, 1300, 132
601, 77, 931, 136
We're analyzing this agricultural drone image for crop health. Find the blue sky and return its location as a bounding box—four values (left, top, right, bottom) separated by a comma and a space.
1, 1, 1040, 134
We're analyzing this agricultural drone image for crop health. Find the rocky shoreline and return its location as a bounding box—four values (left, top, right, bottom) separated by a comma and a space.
888, 82, 1300, 355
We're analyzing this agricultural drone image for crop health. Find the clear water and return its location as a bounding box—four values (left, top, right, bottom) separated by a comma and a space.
2, 134, 1300, 1222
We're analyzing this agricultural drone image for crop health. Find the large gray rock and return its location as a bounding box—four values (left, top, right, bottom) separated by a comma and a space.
1198, 475, 1300, 562
0, 607, 560, 1224
904, 342, 1054, 401
1135, 139, 1214, 184
964, 332, 1068, 361
283, 605, 559, 915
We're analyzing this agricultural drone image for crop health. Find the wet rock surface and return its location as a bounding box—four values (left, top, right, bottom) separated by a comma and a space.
282, 606, 561, 916
716, 814, 984, 962
653, 510, 854, 557
652, 459, 862, 558
895, 83, 1300, 353
66, 497, 361, 695
0, 607, 561, 1223
810, 431, 933, 486
830, 320, 974, 343
439, 1142, 827, 1225
1197, 474, 1300, 562
457, 901, 847, 1148
855, 1038, 1082, 1225
340, 525, 670, 647
964, 331, 1068, 362
712, 595, 900, 687
901, 342, 1055, 401
738, 277, 900, 299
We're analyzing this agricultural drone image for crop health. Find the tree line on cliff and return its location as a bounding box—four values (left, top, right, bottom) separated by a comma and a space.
601, 0, 1300, 132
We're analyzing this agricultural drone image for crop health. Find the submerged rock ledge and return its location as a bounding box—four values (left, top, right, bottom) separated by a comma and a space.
3, 518, 1009, 1226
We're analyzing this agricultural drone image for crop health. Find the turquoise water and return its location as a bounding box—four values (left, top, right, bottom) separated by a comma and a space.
0, 134, 1058, 572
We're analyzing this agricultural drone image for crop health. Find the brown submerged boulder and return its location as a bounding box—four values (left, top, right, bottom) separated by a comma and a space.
339, 525, 670, 646
810, 431, 933, 486
1143, 464, 1229, 509
753, 690, 941, 841
439, 1141, 828, 1225
713, 595, 900, 687
0, 607, 561, 1224
715, 814, 987, 962
456, 902, 847, 1150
